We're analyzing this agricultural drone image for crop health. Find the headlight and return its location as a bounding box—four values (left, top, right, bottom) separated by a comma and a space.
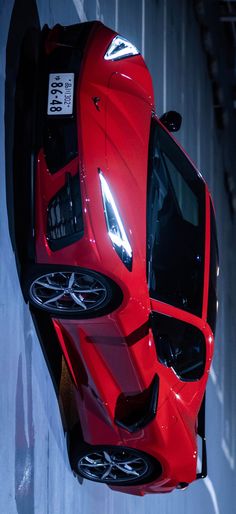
104, 35, 139, 61
99, 171, 132, 271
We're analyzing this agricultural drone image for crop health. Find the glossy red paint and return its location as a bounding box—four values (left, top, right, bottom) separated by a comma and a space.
32, 21, 217, 494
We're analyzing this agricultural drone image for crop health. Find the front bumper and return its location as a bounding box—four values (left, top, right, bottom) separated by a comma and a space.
35, 21, 151, 322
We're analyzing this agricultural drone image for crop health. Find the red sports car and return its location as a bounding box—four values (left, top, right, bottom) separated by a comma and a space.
24, 21, 219, 495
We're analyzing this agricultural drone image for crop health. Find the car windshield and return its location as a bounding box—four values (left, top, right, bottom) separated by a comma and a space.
207, 201, 219, 334
147, 119, 206, 317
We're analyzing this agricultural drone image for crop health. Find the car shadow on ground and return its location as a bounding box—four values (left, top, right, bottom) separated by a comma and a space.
5, 2, 85, 486
5, 0, 40, 274
5, 0, 63, 393
4, 0, 82, 448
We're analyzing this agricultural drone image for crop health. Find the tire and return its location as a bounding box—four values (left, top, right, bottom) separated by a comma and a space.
23, 264, 122, 319
70, 443, 161, 486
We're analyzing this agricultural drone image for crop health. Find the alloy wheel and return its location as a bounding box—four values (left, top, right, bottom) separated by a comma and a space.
77, 448, 150, 484
29, 271, 108, 313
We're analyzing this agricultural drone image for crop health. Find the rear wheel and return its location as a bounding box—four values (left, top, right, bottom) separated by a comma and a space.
71, 444, 160, 485
24, 265, 122, 318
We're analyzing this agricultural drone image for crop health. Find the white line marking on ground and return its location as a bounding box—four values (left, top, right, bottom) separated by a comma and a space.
209, 366, 223, 404
72, 0, 87, 21
141, 0, 145, 57
96, 0, 104, 22
221, 437, 235, 470
210, 365, 217, 385
210, 360, 235, 470
96, 0, 100, 20
115, 0, 118, 31
163, 0, 167, 112
198, 457, 220, 514
217, 388, 223, 404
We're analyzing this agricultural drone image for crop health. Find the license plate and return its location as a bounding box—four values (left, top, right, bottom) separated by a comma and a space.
47, 73, 74, 116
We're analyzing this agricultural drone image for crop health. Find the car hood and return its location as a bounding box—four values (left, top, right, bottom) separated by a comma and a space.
104, 72, 153, 263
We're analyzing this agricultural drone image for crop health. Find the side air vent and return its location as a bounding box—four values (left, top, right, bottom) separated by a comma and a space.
47, 173, 84, 251
115, 375, 159, 433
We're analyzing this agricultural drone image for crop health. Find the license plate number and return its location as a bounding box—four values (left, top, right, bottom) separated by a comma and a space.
47, 73, 74, 116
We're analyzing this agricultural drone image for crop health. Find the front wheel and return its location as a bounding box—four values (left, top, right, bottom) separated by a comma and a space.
24, 265, 122, 318
71, 444, 161, 486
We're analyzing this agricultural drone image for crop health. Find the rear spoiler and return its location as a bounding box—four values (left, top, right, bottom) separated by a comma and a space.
196, 394, 207, 479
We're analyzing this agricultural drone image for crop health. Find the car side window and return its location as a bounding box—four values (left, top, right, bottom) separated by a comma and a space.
147, 119, 206, 317
150, 311, 206, 381
162, 153, 199, 227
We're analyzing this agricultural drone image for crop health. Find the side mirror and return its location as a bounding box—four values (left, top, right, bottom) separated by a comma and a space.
159, 111, 182, 132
